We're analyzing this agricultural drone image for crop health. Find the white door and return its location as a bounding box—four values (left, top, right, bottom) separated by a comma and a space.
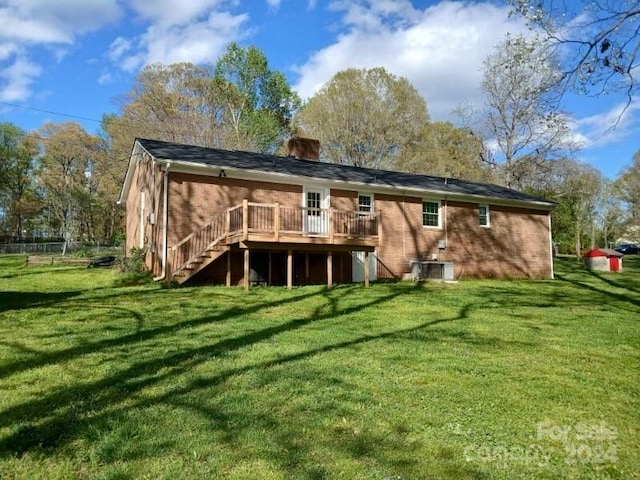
352, 251, 377, 282
305, 189, 328, 235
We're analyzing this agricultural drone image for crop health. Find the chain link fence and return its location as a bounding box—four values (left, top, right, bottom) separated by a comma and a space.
0, 242, 120, 256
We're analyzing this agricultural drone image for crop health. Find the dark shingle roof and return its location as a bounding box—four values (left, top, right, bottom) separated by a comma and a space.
136, 138, 553, 206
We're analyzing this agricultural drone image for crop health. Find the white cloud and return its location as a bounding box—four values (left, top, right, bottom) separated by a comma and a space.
294, 1, 529, 120
0, 0, 122, 102
0, 57, 42, 102
128, 0, 226, 27
574, 100, 640, 149
1, 0, 122, 43
108, 37, 133, 62
110, 2, 248, 71
0, 42, 18, 62
97, 71, 113, 86
266, 0, 282, 10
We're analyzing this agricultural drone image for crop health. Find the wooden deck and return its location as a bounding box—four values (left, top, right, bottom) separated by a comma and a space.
169, 200, 379, 287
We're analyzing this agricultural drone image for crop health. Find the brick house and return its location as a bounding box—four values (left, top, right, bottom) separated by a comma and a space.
117, 138, 555, 289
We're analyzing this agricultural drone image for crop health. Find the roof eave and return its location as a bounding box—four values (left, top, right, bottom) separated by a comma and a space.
117, 140, 151, 205
154, 158, 555, 211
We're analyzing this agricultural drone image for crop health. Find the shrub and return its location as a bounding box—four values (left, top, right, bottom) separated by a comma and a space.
120, 247, 148, 275
117, 247, 153, 285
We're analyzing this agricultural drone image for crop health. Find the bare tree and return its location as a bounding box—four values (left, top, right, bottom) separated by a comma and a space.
509, 0, 639, 103
480, 34, 576, 188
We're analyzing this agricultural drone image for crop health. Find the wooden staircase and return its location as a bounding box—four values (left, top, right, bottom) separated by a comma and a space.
166, 201, 380, 286
170, 211, 229, 284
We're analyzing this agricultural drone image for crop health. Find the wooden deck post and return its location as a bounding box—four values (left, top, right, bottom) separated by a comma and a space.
268, 252, 272, 286
244, 248, 250, 291
328, 207, 334, 243
226, 250, 231, 287
364, 250, 370, 288
287, 249, 293, 290
305, 253, 309, 282
242, 199, 249, 241
166, 247, 173, 279
327, 251, 333, 290
274, 202, 280, 242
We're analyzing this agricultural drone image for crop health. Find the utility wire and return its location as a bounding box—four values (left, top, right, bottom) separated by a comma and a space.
0, 100, 104, 124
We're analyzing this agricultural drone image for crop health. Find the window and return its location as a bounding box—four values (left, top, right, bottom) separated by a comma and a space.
358, 194, 373, 213
422, 200, 440, 228
479, 204, 490, 227
307, 191, 321, 216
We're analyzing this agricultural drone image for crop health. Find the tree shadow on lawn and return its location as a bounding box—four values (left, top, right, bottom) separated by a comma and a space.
554, 271, 640, 311
0, 290, 85, 313
0, 283, 493, 477
553, 256, 640, 305
0, 284, 330, 380
469, 267, 640, 318
0, 265, 91, 280
9, 304, 488, 478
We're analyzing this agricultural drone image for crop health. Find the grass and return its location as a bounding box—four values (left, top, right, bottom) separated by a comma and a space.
0, 255, 638, 479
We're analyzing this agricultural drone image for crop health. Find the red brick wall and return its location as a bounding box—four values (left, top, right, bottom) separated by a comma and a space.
167, 173, 302, 246
441, 202, 551, 278
125, 154, 165, 276
331, 189, 357, 211
375, 195, 551, 279
126, 163, 552, 281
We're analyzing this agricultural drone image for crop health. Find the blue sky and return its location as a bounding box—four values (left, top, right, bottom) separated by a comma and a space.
0, 0, 637, 180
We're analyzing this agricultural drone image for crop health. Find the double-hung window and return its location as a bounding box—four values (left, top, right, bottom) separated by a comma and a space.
422, 200, 441, 228
479, 204, 490, 227
358, 194, 373, 214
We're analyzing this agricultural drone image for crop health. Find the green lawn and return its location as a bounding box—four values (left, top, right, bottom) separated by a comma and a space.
0, 255, 638, 479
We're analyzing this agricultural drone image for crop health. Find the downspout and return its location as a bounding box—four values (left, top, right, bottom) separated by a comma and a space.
443, 197, 448, 249
548, 212, 554, 280
154, 162, 171, 281
402, 193, 406, 260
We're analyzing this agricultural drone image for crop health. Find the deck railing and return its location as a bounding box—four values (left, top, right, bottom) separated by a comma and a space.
171, 200, 379, 277
170, 210, 227, 275
229, 201, 379, 241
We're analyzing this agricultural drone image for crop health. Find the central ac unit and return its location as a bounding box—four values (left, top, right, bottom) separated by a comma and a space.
410, 261, 454, 281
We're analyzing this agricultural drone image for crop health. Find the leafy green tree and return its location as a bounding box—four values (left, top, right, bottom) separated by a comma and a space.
0, 123, 40, 237
595, 180, 625, 248
295, 67, 429, 169
214, 42, 300, 152
398, 122, 495, 182
107, 45, 300, 164
523, 158, 602, 255
615, 149, 640, 241
38, 122, 101, 250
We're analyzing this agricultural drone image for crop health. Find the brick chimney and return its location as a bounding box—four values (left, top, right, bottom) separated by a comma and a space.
287, 136, 320, 160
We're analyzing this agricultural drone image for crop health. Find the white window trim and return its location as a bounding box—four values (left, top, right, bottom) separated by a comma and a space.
302, 185, 330, 209
479, 204, 490, 228
357, 192, 374, 213
422, 198, 442, 229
